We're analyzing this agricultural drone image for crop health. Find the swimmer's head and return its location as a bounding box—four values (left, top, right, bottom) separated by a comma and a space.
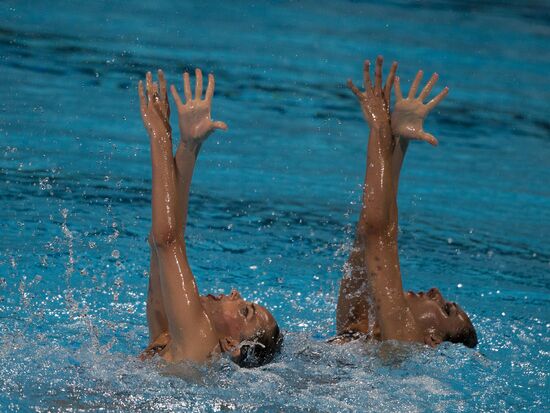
406, 288, 477, 348
201, 289, 283, 367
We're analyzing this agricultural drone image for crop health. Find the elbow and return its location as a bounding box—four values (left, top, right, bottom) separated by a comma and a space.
150, 229, 179, 249
360, 210, 391, 236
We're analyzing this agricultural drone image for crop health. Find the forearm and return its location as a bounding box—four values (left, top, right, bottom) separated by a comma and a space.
149, 131, 179, 245
174, 141, 201, 234
391, 137, 409, 197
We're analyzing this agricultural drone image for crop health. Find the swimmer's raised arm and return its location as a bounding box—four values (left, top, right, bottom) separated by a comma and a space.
144, 69, 228, 355
171, 69, 227, 234
139, 71, 219, 362
145, 70, 170, 347
338, 56, 419, 341
337, 58, 396, 331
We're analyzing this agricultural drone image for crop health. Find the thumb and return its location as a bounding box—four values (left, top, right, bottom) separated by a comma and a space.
212, 120, 228, 131
419, 131, 438, 146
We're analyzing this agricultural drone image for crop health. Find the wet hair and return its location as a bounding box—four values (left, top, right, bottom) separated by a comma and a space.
446, 319, 478, 348
234, 323, 283, 368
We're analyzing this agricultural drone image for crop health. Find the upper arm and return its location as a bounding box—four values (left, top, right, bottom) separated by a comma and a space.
337, 240, 370, 334
147, 248, 169, 342
363, 233, 419, 341
155, 239, 219, 360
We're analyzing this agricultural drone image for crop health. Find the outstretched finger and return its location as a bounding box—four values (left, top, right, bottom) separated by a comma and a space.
170, 84, 184, 108
183, 72, 192, 102
347, 79, 365, 101
146, 71, 153, 104
138, 80, 146, 113
363, 60, 373, 93
394, 76, 403, 102
419, 131, 438, 146
212, 120, 228, 130
384, 61, 398, 105
205, 73, 215, 102
426, 86, 449, 111
158, 69, 167, 102
409, 70, 423, 99
195, 68, 203, 100
418, 73, 439, 102
374, 55, 383, 96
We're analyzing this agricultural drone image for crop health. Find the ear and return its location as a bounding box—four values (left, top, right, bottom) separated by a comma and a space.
220, 337, 241, 359
424, 333, 443, 348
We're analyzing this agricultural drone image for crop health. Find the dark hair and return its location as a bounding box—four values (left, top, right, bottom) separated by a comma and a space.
234, 324, 283, 368
447, 321, 478, 348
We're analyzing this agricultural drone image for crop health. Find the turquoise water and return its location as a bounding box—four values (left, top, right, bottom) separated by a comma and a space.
1, 0, 548, 411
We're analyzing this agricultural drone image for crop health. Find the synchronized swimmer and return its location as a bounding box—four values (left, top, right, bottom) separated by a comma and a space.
137, 55, 477, 367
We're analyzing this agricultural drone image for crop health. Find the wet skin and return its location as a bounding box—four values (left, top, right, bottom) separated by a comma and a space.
146, 289, 276, 357
337, 56, 475, 347
201, 290, 276, 343
140, 69, 276, 363
405, 288, 474, 344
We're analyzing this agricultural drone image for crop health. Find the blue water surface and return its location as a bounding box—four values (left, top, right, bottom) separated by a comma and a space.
0, 0, 549, 411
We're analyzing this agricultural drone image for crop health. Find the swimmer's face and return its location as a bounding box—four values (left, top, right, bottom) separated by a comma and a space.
201, 289, 276, 342
406, 288, 476, 346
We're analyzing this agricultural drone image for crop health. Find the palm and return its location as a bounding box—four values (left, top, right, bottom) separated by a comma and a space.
178, 101, 216, 141
391, 71, 449, 146
391, 99, 427, 140
171, 69, 227, 148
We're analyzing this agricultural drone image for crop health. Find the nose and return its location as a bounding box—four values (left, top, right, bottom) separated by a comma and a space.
427, 288, 440, 297
427, 288, 444, 303
230, 289, 241, 300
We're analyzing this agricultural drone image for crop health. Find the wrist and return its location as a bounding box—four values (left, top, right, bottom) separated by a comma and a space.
371, 121, 392, 136
149, 127, 171, 140
176, 138, 202, 158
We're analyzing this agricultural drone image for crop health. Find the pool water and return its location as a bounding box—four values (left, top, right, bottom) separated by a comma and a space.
0, 0, 548, 411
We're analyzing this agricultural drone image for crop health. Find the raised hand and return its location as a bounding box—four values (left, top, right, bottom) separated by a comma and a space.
138, 70, 172, 139
170, 68, 227, 150
347, 55, 398, 128
391, 71, 449, 146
